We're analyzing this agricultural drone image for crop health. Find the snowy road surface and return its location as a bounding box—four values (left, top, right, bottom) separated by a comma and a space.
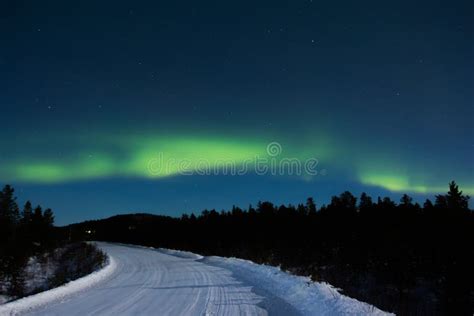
1, 243, 391, 316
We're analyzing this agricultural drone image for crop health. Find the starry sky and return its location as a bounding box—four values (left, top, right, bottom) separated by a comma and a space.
1, 0, 473, 225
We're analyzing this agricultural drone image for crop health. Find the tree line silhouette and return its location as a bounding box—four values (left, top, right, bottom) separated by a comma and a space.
69, 181, 473, 315
0, 185, 107, 300
1, 182, 471, 314
0, 185, 57, 296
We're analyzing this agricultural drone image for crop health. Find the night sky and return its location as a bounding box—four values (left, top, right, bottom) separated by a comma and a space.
1, 1, 473, 225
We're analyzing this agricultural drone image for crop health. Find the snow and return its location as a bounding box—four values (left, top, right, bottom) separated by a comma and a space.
201, 256, 391, 315
0, 250, 116, 316
156, 248, 204, 260
0, 255, 57, 305
157, 247, 391, 315
0, 243, 392, 315
0, 296, 10, 305
0, 286, 11, 305
23, 256, 57, 294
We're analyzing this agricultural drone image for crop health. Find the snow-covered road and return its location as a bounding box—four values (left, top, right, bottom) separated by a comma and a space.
1, 243, 391, 316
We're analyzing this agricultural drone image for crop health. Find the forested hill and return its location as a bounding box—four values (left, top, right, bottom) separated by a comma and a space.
66, 182, 474, 315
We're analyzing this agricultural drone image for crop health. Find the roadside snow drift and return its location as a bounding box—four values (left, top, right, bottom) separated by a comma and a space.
201, 256, 390, 315
0, 251, 116, 315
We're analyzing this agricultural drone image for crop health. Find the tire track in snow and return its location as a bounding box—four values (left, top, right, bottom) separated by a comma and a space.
11, 243, 272, 316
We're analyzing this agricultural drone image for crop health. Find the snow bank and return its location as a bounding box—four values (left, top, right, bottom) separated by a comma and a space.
0, 296, 10, 305
0, 253, 116, 315
151, 244, 392, 315
23, 256, 57, 295
146, 245, 392, 315
201, 256, 392, 316
113, 243, 203, 260
156, 248, 204, 260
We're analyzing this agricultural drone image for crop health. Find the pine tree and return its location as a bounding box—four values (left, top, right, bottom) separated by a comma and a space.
435, 181, 470, 212
31, 205, 44, 241
0, 185, 20, 242
306, 197, 317, 215
381, 196, 396, 208
400, 194, 413, 206
33, 206, 43, 223
423, 199, 434, 210
21, 201, 33, 225
359, 192, 373, 211
435, 194, 448, 209
329, 191, 357, 213
446, 181, 469, 211
43, 208, 54, 226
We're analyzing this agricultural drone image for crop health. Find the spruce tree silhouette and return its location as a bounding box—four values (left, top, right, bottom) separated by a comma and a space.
446, 180, 470, 211
21, 201, 33, 225
0, 185, 57, 299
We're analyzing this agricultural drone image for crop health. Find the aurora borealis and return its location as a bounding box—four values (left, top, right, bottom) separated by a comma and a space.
1, 1, 473, 224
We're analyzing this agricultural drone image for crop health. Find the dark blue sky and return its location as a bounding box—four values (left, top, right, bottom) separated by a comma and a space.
1, 0, 473, 224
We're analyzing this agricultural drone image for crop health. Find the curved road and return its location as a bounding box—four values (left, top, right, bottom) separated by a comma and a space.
24, 243, 297, 316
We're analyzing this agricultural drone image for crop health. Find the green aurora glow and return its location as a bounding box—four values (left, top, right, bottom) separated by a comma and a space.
1, 133, 332, 183
1, 131, 472, 196
359, 173, 474, 196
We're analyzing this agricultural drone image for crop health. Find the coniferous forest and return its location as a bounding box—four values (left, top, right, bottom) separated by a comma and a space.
0, 185, 105, 301
0, 185, 57, 296
66, 181, 474, 315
